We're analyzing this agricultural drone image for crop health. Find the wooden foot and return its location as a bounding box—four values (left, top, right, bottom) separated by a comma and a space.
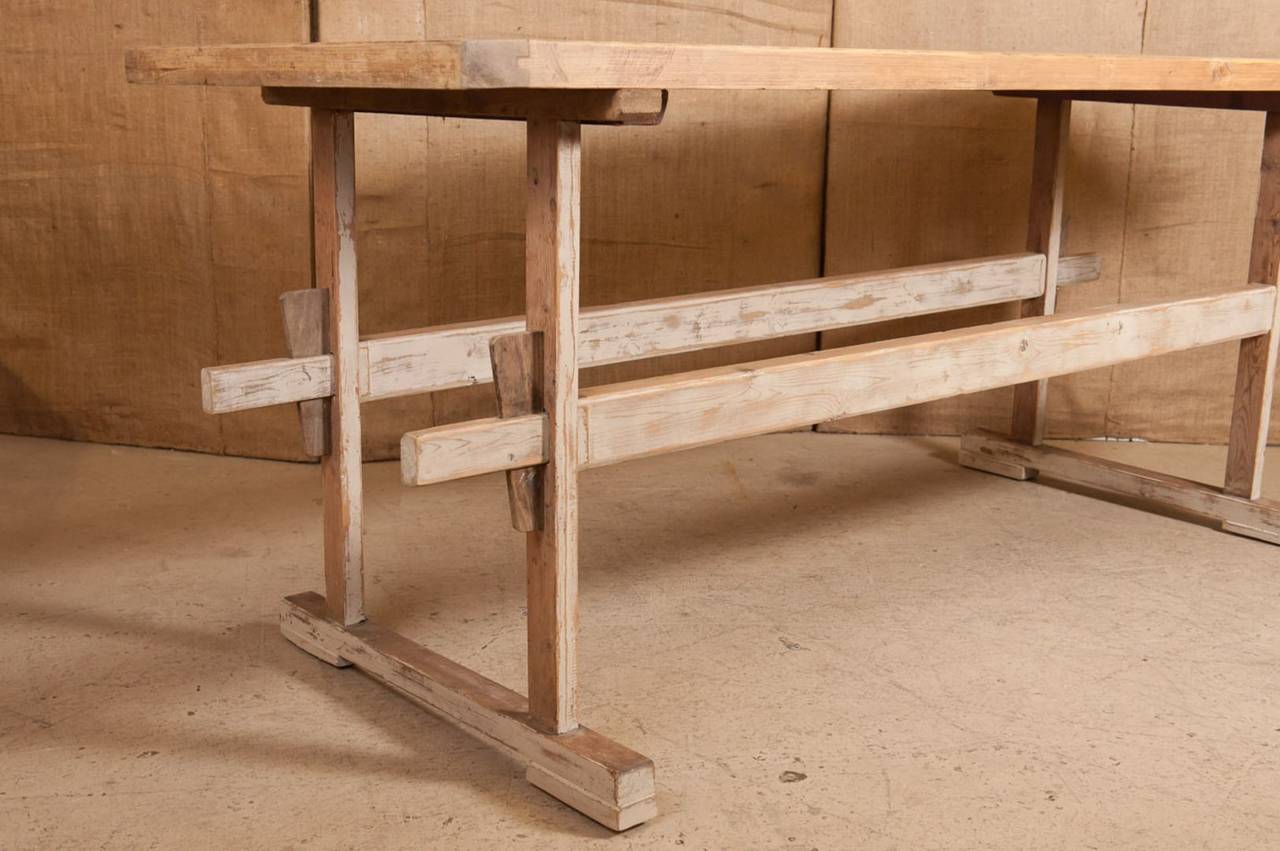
279, 592, 656, 831
957, 447, 1034, 481
281, 607, 352, 667
960, 431, 1280, 544
1222, 520, 1280, 546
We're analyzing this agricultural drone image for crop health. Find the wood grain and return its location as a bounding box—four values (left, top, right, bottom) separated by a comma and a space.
524, 119, 581, 735
126, 41, 465, 89
403, 288, 1277, 485
580, 289, 1274, 468
1011, 98, 1072, 445
399, 415, 546, 487
490, 332, 544, 532
1223, 112, 1280, 499
279, 288, 330, 456
201, 252, 1102, 414
129, 40, 1280, 92
312, 109, 364, 626
280, 592, 656, 830
202, 356, 331, 415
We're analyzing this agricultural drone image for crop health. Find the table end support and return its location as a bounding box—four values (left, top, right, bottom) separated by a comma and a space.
960, 431, 1280, 545
279, 592, 656, 831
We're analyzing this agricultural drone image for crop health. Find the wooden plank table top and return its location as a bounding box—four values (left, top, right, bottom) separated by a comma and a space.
125, 39, 1280, 93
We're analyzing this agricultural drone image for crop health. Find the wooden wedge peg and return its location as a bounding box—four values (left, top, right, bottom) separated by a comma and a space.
490, 331, 544, 532
279, 287, 331, 457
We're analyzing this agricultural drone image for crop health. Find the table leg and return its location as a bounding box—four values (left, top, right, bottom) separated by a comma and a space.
1011, 97, 1072, 447
524, 118, 582, 735
311, 108, 365, 627
1224, 111, 1280, 504
280, 110, 654, 832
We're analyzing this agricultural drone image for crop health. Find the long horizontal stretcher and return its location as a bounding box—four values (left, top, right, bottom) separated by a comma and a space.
201, 252, 1100, 414
128, 39, 1280, 833
401, 286, 1276, 484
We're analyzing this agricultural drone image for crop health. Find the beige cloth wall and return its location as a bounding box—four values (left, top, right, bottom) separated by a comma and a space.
1, 2, 311, 457
1, 1, 1277, 462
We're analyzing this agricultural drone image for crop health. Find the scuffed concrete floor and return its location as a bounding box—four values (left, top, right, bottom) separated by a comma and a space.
2, 431, 1277, 850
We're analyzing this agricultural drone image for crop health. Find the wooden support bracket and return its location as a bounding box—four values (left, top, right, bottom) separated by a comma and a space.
263, 87, 667, 126
279, 288, 331, 456
490, 331, 545, 532
959, 431, 1280, 545
279, 592, 657, 830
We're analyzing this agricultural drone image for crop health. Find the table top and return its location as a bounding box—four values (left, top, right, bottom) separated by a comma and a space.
126, 39, 1280, 94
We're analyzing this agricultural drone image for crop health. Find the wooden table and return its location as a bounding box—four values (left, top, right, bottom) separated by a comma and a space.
127, 39, 1280, 831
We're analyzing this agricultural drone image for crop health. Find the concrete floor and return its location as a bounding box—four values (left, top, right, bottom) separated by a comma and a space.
2, 432, 1278, 850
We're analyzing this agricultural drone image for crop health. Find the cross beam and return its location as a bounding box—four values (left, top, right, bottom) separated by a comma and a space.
400, 287, 1277, 485
280, 593, 656, 829
200, 252, 1101, 415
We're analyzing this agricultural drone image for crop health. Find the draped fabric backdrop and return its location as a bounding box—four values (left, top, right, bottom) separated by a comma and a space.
2, 0, 1276, 460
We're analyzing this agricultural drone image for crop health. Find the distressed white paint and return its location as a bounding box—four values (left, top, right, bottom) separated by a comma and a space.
204, 252, 1101, 414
